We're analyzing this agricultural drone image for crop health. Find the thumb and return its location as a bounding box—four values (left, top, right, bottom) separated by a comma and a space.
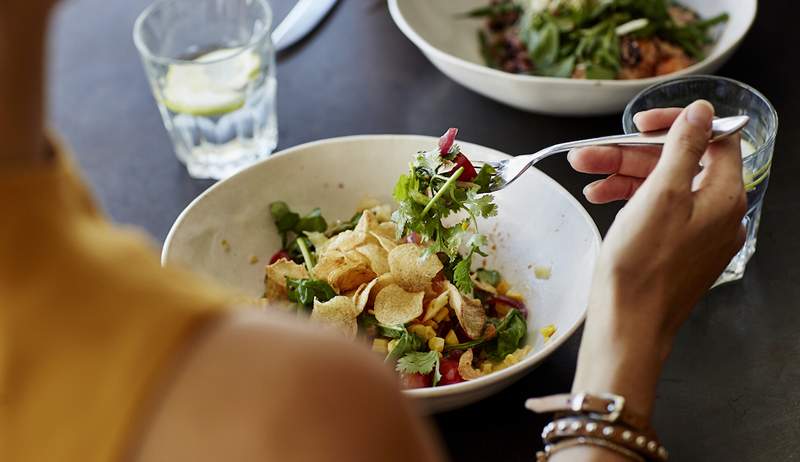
650, 100, 714, 189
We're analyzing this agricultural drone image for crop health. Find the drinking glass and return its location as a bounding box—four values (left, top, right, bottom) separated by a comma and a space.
623, 76, 779, 287
134, 0, 277, 180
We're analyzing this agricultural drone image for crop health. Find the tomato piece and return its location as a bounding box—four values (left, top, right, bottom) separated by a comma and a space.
269, 249, 290, 264
438, 128, 459, 156
449, 153, 478, 182
400, 373, 433, 389
439, 358, 464, 386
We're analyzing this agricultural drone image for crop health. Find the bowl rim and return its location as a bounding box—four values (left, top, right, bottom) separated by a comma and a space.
162, 134, 602, 400
387, 0, 757, 88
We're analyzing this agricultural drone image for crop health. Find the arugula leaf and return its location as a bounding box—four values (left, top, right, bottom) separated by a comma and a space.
385, 331, 424, 364
325, 211, 362, 238
396, 351, 439, 375
476, 269, 502, 287
485, 309, 527, 361
296, 208, 327, 234
270, 201, 300, 247
286, 278, 336, 308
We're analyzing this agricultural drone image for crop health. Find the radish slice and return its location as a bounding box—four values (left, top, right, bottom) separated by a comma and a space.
438, 128, 459, 156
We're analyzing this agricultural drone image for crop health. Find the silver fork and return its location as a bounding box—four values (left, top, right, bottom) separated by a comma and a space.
474, 115, 750, 193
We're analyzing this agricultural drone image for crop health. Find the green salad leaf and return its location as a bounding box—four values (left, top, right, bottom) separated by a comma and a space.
358, 314, 406, 339
385, 330, 424, 364
476, 269, 502, 287
486, 309, 527, 360
391, 142, 498, 295
269, 201, 329, 249
286, 278, 336, 308
324, 211, 362, 237
396, 351, 439, 375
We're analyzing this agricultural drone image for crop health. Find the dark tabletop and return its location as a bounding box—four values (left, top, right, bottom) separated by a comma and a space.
50, 0, 800, 460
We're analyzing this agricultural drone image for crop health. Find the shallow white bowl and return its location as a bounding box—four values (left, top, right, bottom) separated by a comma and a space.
388, 0, 757, 116
162, 135, 601, 412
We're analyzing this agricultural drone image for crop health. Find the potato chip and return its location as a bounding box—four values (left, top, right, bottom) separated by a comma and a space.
356, 197, 381, 212
311, 296, 359, 339
264, 278, 285, 301
388, 244, 443, 292
422, 290, 449, 322
344, 249, 371, 267
326, 230, 367, 253
374, 284, 425, 326
368, 273, 395, 306
328, 262, 376, 293
265, 258, 308, 291
356, 243, 390, 275
304, 231, 329, 251
355, 209, 379, 234
471, 275, 497, 295
457, 349, 484, 381
313, 250, 348, 282
375, 221, 398, 239
352, 277, 379, 314
447, 282, 487, 339
370, 231, 397, 253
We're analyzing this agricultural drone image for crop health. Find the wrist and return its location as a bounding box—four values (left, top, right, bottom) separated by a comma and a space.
571, 292, 675, 422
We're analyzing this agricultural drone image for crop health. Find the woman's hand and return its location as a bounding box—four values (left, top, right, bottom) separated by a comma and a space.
569, 101, 747, 422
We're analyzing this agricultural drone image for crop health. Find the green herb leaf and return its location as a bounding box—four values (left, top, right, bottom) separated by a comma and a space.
453, 255, 473, 295
285, 278, 336, 308
476, 269, 502, 287
472, 164, 496, 193
396, 351, 439, 375
325, 211, 362, 238
385, 331, 424, 364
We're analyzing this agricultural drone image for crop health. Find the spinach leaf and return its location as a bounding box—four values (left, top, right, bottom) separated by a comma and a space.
296, 208, 327, 234
286, 278, 336, 308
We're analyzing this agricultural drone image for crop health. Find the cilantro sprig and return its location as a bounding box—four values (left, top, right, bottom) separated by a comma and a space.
392, 129, 498, 294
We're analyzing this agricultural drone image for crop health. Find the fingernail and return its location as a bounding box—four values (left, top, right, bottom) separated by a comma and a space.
632, 112, 643, 127
686, 100, 714, 129
567, 149, 577, 163
582, 182, 594, 196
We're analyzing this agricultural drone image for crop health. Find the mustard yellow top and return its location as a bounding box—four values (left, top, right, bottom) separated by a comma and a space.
0, 142, 228, 462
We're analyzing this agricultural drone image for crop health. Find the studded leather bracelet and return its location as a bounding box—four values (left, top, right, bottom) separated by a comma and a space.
527, 392, 668, 462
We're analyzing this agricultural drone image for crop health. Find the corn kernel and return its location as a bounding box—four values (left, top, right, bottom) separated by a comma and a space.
540, 324, 556, 340
495, 302, 513, 317
372, 338, 389, 354
387, 339, 399, 353
433, 307, 449, 323
496, 280, 510, 295
444, 329, 459, 346
409, 324, 436, 341
534, 265, 552, 280
423, 319, 438, 330
506, 291, 524, 302
428, 337, 445, 352
480, 361, 494, 374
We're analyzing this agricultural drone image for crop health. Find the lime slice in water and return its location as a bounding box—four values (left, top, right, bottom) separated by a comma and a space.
162, 47, 261, 117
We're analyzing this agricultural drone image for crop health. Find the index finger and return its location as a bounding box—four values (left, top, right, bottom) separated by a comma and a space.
633, 108, 683, 132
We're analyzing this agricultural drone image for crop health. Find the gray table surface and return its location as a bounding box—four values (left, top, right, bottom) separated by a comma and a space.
49, 1, 800, 460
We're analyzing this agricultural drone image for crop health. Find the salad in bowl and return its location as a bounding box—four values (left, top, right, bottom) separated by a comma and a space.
261, 129, 551, 388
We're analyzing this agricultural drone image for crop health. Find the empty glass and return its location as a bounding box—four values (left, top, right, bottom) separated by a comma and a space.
134, 0, 277, 179
623, 76, 779, 287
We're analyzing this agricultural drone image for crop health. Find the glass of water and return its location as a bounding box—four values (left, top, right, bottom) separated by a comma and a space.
134, 0, 277, 180
623, 75, 779, 287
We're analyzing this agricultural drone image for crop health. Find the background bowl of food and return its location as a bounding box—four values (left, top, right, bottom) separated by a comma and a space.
388, 0, 757, 116
162, 133, 601, 412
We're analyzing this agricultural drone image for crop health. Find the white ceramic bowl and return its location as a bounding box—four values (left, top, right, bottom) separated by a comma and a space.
162, 135, 601, 412
388, 0, 757, 116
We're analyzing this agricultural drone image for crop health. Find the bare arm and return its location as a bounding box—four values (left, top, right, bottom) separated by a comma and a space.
552, 102, 746, 461
132, 311, 445, 462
